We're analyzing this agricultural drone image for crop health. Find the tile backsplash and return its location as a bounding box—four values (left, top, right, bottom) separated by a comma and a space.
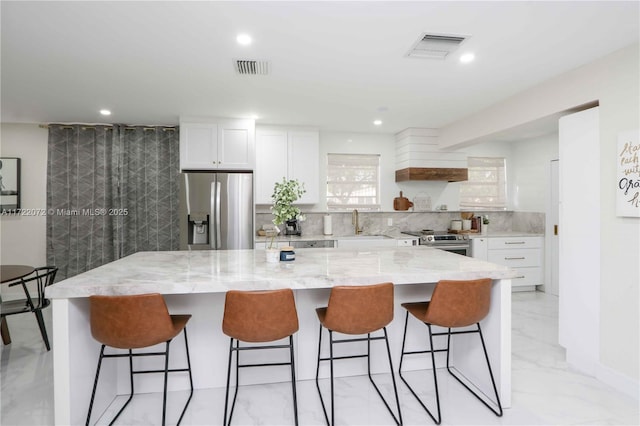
256, 211, 545, 236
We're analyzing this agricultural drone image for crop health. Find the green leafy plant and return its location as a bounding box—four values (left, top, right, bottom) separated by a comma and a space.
269, 178, 306, 249
483, 215, 490, 225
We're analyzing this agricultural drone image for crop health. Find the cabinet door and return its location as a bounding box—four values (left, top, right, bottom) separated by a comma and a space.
255, 129, 288, 204
288, 131, 319, 204
218, 119, 255, 170
180, 123, 218, 170
471, 238, 488, 260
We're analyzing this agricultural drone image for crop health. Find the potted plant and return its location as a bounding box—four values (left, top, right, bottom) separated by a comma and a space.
266, 178, 306, 262
482, 215, 490, 235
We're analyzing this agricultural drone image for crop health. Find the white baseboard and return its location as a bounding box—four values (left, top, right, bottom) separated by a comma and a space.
596, 363, 639, 400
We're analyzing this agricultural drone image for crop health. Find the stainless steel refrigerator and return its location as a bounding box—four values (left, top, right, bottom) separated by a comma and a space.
179, 172, 254, 250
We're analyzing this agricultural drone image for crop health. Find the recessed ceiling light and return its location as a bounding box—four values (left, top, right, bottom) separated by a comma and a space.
99, 109, 111, 116
373, 120, 382, 126
237, 34, 252, 45
460, 53, 475, 63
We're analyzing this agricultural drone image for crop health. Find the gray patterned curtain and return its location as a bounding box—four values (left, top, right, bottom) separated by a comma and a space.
47, 124, 179, 280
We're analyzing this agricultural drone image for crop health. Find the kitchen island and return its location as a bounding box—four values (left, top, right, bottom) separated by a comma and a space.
47, 247, 517, 425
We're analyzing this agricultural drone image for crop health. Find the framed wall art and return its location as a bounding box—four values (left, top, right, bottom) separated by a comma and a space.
0, 157, 21, 213
616, 130, 640, 217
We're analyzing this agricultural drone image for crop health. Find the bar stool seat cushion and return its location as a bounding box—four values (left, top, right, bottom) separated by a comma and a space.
222, 289, 299, 343
90, 294, 191, 349
402, 279, 491, 328
315, 284, 393, 335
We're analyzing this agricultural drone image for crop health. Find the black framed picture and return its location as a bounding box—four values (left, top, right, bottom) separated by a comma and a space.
0, 157, 21, 213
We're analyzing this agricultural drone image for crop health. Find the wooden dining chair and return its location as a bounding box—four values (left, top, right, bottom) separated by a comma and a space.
0, 266, 58, 350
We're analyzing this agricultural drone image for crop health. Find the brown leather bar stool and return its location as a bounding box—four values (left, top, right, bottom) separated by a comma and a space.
398, 278, 502, 424
315, 282, 402, 425
86, 293, 193, 426
222, 288, 299, 426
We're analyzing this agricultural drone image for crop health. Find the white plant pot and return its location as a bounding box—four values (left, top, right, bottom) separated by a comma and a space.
265, 248, 280, 263
481, 225, 489, 235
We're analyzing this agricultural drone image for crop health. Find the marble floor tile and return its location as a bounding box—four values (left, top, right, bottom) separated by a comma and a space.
1, 292, 638, 425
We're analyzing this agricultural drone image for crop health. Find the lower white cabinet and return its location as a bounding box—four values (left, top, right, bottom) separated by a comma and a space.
472, 236, 543, 291
335, 237, 397, 249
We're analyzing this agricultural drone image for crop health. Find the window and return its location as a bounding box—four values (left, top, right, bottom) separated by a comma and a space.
326, 153, 380, 211
460, 157, 507, 210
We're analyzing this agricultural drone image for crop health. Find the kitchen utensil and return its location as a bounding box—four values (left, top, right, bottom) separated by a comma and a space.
393, 191, 414, 211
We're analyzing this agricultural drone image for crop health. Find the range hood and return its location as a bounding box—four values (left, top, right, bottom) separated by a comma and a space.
395, 167, 468, 182
395, 128, 468, 182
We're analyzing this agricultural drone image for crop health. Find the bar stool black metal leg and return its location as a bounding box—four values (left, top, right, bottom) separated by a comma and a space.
177, 328, 194, 425
315, 324, 330, 425
365, 330, 402, 425
162, 340, 171, 426
108, 349, 135, 426
86, 345, 105, 426
478, 323, 503, 416
288, 335, 299, 426
329, 330, 335, 426
398, 312, 441, 425
445, 323, 503, 416
223, 338, 235, 426
427, 324, 442, 424
383, 327, 403, 425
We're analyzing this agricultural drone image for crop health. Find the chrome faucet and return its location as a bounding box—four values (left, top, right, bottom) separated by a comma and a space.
352, 209, 363, 235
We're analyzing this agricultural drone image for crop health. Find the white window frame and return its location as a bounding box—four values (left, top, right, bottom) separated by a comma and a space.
460, 156, 507, 210
326, 153, 381, 211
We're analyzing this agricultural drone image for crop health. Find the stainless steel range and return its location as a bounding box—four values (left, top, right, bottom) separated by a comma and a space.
401, 230, 470, 256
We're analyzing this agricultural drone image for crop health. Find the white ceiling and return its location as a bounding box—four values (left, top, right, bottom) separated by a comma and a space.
2, 1, 639, 134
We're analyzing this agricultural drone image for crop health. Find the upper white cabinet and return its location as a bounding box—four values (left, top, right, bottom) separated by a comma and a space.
180, 117, 255, 170
255, 126, 319, 204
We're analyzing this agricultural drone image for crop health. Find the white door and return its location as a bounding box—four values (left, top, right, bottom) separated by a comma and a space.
549, 159, 559, 296
558, 107, 600, 376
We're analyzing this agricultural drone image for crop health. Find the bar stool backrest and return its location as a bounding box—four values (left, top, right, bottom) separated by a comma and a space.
223, 288, 299, 342
89, 293, 177, 349
324, 282, 394, 335
424, 278, 492, 328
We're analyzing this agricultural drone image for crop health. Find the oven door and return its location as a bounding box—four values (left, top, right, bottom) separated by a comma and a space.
434, 244, 470, 256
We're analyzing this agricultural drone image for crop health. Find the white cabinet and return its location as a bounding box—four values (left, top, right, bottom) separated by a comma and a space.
397, 238, 419, 247
254, 241, 291, 250
471, 237, 488, 259
255, 127, 319, 204
472, 236, 543, 291
335, 237, 397, 249
180, 118, 255, 170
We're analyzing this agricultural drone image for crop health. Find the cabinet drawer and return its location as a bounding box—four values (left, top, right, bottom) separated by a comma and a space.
488, 248, 541, 267
488, 237, 542, 249
509, 267, 542, 287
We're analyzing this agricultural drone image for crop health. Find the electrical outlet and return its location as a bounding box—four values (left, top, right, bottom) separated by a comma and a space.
387, 218, 393, 226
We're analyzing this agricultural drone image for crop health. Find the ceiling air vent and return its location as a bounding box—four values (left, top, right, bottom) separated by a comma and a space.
406, 33, 469, 60
235, 59, 269, 75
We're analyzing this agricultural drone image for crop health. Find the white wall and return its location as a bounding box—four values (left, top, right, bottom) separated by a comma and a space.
440, 43, 640, 392
0, 123, 48, 267
511, 133, 559, 212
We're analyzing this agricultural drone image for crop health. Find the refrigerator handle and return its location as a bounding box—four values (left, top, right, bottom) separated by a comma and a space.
215, 181, 222, 249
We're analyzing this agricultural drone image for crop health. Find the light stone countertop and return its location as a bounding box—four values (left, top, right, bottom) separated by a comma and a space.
46, 247, 518, 299
468, 231, 544, 238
